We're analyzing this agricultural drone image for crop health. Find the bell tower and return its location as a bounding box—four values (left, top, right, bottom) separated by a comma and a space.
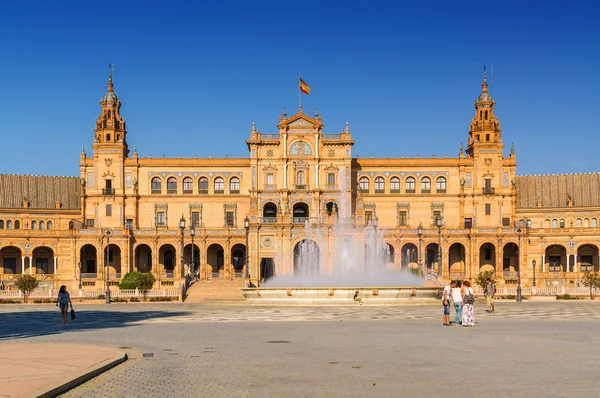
93, 65, 129, 156
466, 67, 502, 157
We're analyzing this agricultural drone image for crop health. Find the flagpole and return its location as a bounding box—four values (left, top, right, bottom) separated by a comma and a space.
298, 74, 301, 110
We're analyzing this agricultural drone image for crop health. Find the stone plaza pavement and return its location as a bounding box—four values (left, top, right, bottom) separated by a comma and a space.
0, 301, 599, 398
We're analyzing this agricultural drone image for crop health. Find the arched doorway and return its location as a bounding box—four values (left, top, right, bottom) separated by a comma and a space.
292, 202, 309, 223
32, 246, 54, 274
545, 245, 567, 272
103, 244, 122, 278
231, 244, 246, 277
577, 244, 599, 272
448, 243, 466, 277
80, 244, 97, 274
0, 246, 22, 275
325, 201, 338, 216
293, 239, 319, 277
135, 244, 152, 273
385, 243, 395, 267
184, 243, 199, 274
479, 243, 496, 272
425, 243, 440, 274
207, 244, 224, 276
159, 244, 177, 275
401, 243, 418, 270
502, 243, 518, 278
263, 202, 277, 222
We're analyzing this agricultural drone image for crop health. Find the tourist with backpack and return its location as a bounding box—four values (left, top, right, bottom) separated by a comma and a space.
485, 278, 496, 313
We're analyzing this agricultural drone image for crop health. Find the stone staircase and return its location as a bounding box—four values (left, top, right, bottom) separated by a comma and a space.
185, 280, 247, 302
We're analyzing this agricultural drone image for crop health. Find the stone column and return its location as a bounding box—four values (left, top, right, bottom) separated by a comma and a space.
54, 257, 57, 274
542, 254, 546, 272
566, 254, 570, 273
283, 164, 288, 189
29, 256, 33, 275
22, 257, 25, 275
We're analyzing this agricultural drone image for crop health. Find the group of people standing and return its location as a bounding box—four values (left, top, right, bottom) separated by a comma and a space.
442, 280, 475, 327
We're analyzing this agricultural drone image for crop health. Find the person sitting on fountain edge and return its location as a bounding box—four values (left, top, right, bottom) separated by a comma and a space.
353, 290, 363, 305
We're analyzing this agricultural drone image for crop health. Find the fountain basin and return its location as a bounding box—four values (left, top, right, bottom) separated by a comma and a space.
242, 286, 442, 304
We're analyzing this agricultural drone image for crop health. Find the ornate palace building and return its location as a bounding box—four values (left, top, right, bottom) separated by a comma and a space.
1, 70, 599, 293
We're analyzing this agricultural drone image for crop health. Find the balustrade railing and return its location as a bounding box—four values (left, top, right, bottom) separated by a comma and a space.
260, 217, 277, 224
81, 273, 97, 279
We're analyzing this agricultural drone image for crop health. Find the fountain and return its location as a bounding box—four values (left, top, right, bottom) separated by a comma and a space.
242, 170, 443, 303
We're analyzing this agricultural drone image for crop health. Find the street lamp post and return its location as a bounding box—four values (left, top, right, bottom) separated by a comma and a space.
436, 216, 443, 276
373, 216, 379, 267
104, 229, 112, 304
78, 261, 82, 290
244, 216, 250, 284
417, 223, 423, 274
516, 220, 524, 302
179, 215, 186, 279
532, 259, 537, 287
190, 226, 196, 281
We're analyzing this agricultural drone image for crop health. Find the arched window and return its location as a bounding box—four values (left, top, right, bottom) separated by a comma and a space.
436, 177, 447, 193
405, 177, 416, 193
551, 219, 557, 228
14, 220, 20, 230
40, 221, 45, 230
593, 218, 598, 228
182, 177, 193, 194
47, 221, 53, 230
421, 177, 431, 193
576, 218, 582, 227
559, 219, 565, 228
167, 177, 177, 194
374, 177, 385, 193
544, 219, 550, 229
297, 171, 305, 186
7, 220, 12, 229
31, 220, 37, 230
584, 218, 590, 228
198, 177, 209, 193
214, 177, 225, 193
390, 177, 400, 193
151, 177, 162, 194
359, 177, 369, 192
230, 177, 240, 193
0, 220, 3, 229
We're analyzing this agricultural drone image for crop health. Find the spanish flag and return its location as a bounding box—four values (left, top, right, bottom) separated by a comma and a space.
299, 77, 311, 95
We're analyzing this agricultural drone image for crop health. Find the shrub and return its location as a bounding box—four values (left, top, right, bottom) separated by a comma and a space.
119, 272, 156, 301
581, 271, 600, 300
129, 297, 140, 302
15, 275, 39, 303
111, 298, 128, 303
97, 294, 106, 300
0, 299, 21, 304
149, 297, 175, 302
557, 294, 581, 300
475, 270, 496, 290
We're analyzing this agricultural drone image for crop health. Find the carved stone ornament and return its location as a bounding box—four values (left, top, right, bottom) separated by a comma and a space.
328, 150, 335, 157
105, 158, 113, 167
484, 158, 492, 166
266, 150, 274, 157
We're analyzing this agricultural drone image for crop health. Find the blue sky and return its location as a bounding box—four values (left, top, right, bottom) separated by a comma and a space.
0, 1, 598, 177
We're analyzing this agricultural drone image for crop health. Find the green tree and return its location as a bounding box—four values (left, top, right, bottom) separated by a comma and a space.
119, 272, 156, 301
15, 275, 39, 303
475, 270, 496, 291
581, 271, 600, 300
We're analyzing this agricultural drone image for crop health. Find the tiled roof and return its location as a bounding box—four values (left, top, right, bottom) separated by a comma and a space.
516, 173, 600, 209
0, 174, 80, 210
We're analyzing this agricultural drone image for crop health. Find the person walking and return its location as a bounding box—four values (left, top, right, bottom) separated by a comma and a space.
485, 277, 496, 313
442, 280, 454, 326
461, 280, 475, 327
56, 285, 73, 324
451, 280, 463, 326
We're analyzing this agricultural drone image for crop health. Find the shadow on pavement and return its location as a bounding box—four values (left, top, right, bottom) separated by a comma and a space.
0, 307, 191, 341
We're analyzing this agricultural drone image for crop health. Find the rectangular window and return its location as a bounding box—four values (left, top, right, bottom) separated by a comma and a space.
125, 219, 133, 229
191, 211, 200, 227
398, 211, 407, 226
87, 172, 93, 187
502, 218, 510, 227
266, 173, 274, 185
433, 210, 441, 225
485, 204, 491, 215
86, 219, 95, 227
365, 211, 373, 226
226, 211, 235, 227
485, 249, 492, 261
106, 205, 112, 217
484, 178, 493, 194
464, 218, 472, 228
157, 212, 165, 227
327, 172, 335, 185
